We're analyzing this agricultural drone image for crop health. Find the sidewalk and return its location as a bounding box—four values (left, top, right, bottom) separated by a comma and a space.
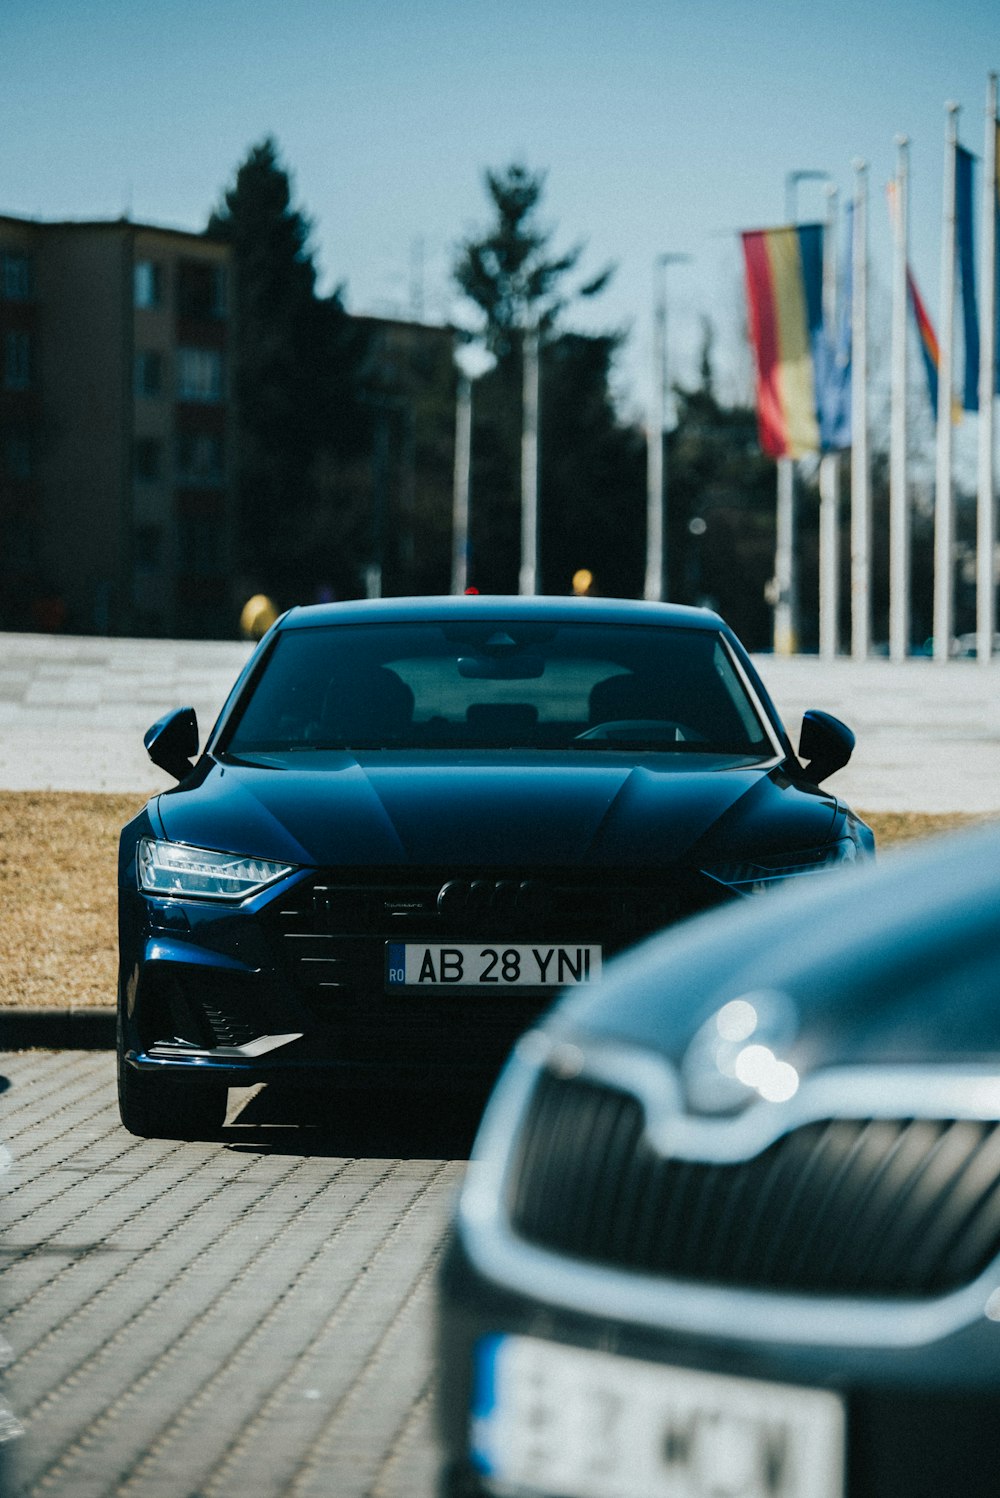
0, 633, 252, 795
2, 630, 998, 811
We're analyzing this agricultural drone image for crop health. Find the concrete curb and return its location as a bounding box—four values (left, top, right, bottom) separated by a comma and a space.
1, 1008, 115, 1050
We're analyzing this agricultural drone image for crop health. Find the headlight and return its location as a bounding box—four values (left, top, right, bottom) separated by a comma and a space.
137, 838, 295, 900
702, 837, 859, 895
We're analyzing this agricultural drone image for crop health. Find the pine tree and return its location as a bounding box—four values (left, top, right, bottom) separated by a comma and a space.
452, 163, 619, 591
208, 138, 367, 601
454, 163, 611, 357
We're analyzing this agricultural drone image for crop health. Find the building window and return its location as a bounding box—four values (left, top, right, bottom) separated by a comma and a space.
134, 350, 164, 397
2, 252, 31, 302
134, 524, 162, 571
134, 438, 162, 481
175, 432, 225, 487
3, 331, 30, 391
134, 260, 163, 309
177, 347, 224, 403
178, 261, 228, 321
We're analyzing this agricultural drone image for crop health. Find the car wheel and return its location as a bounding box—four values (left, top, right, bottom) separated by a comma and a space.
117, 1050, 228, 1140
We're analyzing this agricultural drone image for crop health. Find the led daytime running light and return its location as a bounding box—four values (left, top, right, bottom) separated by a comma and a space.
138, 838, 294, 900
703, 838, 859, 895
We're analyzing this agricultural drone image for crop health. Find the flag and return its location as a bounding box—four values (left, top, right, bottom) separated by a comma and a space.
817, 205, 852, 451
907, 267, 941, 414
887, 179, 957, 421
956, 144, 980, 410
741, 224, 825, 458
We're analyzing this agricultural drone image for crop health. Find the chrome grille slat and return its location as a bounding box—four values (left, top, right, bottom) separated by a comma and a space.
780, 1119, 873, 1288
935, 1128, 1000, 1284
509, 1072, 1000, 1298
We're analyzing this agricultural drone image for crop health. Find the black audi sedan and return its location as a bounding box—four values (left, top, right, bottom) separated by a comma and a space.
436, 821, 1000, 1498
117, 595, 871, 1139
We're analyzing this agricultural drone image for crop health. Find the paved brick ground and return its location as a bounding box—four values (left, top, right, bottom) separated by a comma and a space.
0, 1050, 476, 1498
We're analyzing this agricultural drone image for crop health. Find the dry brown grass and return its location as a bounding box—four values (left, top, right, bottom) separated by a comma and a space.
0, 792, 991, 1011
0, 792, 146, 1009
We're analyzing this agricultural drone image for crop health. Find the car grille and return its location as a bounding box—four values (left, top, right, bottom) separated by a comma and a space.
264, 869, 714, 1070
269, 868, 710, 1001
508, 1070, 1000, 1298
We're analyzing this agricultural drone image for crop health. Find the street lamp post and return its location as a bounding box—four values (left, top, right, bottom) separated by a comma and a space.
645, 253, 690, 602
452, 338, 497, 595
519, 322, 540, 595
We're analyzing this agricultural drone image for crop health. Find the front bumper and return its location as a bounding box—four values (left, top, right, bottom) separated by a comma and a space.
435, 1228, 1000, 1498
119, 864, 724, 1088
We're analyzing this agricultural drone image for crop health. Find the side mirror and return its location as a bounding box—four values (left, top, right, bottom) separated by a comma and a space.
798, 709, 854, 785
144, 707, 199, 781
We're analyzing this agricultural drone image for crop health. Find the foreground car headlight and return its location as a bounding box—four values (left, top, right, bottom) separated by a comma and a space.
137, 838, 295, 900
702, 836, 859, 895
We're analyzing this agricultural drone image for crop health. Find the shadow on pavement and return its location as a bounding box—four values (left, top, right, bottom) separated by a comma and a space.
220, 1082, 489, 1160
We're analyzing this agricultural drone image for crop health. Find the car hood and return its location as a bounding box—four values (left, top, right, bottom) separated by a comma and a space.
552, 821, 1000, 1076
153, 748, 838, 870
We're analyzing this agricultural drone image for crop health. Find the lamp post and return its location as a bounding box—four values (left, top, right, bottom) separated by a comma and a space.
645, 252, 690, 601
452, 338, 497, 595
519, 321, 540, 595
785, 169, 830, 223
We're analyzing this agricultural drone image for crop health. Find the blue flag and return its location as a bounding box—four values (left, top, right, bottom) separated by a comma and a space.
817, 206, 852, 452
956, 144, 979, 411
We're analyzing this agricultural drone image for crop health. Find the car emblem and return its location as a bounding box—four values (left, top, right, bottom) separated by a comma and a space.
436, 879, 550, 919
680, 989, 800, 1116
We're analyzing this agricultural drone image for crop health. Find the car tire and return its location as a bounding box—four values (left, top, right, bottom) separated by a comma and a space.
117, 1050, 228, 1140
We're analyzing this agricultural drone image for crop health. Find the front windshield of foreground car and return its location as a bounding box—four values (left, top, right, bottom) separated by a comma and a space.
220, 621, 776, 757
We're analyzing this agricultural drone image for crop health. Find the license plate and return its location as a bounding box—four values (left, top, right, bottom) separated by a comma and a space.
385, 942, 601, 988
470, 1335, 845, 1498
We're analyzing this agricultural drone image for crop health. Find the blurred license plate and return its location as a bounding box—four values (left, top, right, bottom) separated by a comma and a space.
385, 942, 601, 988
471, 1335, 844, 1498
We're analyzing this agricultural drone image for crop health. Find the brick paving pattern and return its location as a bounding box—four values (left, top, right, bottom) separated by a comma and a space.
0, 1051, 468, 1498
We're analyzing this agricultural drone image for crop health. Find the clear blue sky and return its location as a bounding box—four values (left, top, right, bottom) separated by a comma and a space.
5, 0, 997, 416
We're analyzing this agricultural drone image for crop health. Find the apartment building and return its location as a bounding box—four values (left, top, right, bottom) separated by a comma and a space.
0, 215, 235, 637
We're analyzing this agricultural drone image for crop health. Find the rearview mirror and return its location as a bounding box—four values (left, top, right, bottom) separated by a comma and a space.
798, 710, 854, 785
144, 707, 199, 780
457, 655, 545, 680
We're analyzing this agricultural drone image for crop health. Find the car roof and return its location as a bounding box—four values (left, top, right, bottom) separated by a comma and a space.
277, 595, 727, 633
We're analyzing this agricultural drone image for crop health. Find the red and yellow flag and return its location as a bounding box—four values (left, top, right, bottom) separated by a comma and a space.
741, 225, 825, 460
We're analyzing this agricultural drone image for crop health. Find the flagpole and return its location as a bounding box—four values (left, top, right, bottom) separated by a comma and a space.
890, 136, 911, 662
850, 159, 871, 660
977, 74, 998, 662
934, 102, 960, 662
819, 185, 841, 660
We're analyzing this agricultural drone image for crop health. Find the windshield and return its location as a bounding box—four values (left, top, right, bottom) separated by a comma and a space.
222, 620, 775, 756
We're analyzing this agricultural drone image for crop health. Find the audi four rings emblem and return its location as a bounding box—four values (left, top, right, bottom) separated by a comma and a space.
436, 878, 551, 917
